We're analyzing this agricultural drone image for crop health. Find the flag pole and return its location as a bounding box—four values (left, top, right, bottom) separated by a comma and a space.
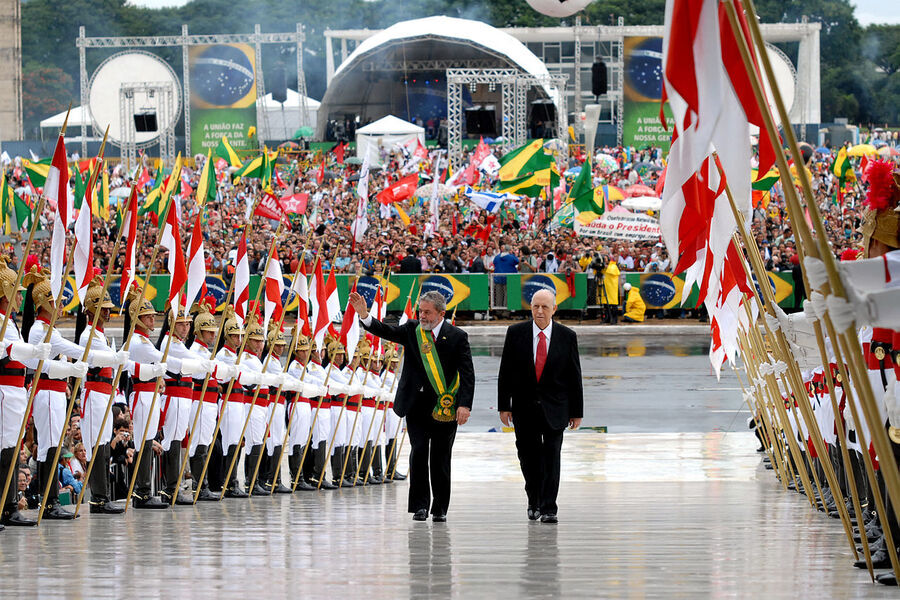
722, 0, 900, 526
244, 234, 313, 493
730, 362, 786, 488
168, 196, 264, 505
215, 222, 287, 500
71, 179, 139, 516
720, 164, 858, 550
33, 127, 111, 524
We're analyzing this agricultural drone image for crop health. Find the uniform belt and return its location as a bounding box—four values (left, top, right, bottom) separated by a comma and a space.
164, 377, 193, 389
361, 398, 377, 408
36, 376, 68, 393
347, 393, 361, 411
132, 381, 158, 393
85, 381, 113, 395
87, 367, 113, 381
222, 389, 247, 404
164, 387, 193, 399
0, 375, 25, 387
192, 380, 219, 394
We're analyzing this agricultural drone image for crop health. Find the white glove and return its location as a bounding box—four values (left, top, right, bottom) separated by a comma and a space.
9, 342, 52, 362
282, 376, 302, 393
89, 350, 119, 368
115, 350, 130, 367
325, 381, 347, 396
45, 360, 88, 380
213, 361, 238, 381
302, 381, 326, 398
261, 372, 283, 387
238, 367, 261, 386
348, 381, 364, 396
180, 358, 211, 377
139, 362, 168, 380
364, 384, 382, 398
803, 256, 828, 290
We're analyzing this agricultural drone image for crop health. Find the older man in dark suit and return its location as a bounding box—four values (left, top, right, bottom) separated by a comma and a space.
498, 288, 583, 523
349, 289, 474, 522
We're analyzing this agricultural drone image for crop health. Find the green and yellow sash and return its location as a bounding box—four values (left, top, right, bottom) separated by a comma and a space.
415, 325, 460, 422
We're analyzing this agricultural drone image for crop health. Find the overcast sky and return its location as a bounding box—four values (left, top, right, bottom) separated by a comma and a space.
126, 0, 900, 25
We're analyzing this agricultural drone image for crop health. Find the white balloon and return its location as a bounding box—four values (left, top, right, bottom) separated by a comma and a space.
525, 0, 593, 18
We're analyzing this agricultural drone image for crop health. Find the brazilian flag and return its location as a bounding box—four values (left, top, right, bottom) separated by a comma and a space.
216, 136, 242, 168
21, 157, 51, 188
567, 160, 605, 224
498, 139, 551, 182
419, 274, 470, 310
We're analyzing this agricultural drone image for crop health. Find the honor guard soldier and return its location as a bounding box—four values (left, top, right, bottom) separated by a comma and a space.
343, 340, 371, 487
360, 350, 385, 485
0, 258, 51, 529
241, 318, 273, 496
123, 286, 176, 509
320, 338, 350, 488
215, 307, 249, 499
22, 265, 92, 520
382, 345, 405, 480
286, 331, 321, 491
188, 300, 236, 500
157, 309, 213, 505
262, 324, 291, 493
76, 276, 130, 514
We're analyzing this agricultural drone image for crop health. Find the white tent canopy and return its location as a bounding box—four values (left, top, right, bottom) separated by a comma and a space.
355, 115, 425, 166
259, 88, 320, 140
39, 106, 95, 141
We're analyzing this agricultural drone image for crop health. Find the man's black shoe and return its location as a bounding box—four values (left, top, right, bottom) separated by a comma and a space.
433, 513, 447, 522
527, 508, 540, 521
132, 495, 169, 509
540, 513, 558, 524
294, 479, 316, 492
2, 510, 37, 526
196, 488, 218, 501
250, 483, 270, 496
272, 484, 292, 494
44, 502, 77, 520
89, 501, 124, 515
223, 487, 249, 499
412, 509, 428, 521
391, 472, 407, 481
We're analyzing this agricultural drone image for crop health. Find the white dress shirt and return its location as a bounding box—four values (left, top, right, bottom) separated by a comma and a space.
362, 313, 444, 339
532, 320, 552, 362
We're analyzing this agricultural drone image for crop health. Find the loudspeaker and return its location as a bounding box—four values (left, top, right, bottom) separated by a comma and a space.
592, 61, 607, 97
133, 112, 158, 132
271, 65, 288, 104
465, 108, 496, 135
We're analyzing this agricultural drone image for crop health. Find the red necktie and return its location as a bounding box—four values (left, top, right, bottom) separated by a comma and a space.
535, 331, 547, 381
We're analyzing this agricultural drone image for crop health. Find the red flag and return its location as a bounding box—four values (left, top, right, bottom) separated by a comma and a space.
471, 136, 491, 168
274, 167, 288, 189
376, 173, 419, 205
339, 280, 360, 358
120, 186, 139, 300
160, 197, 188, 316
255, 192, 287, 221
234, 232, 250, 321
281, 192, 308, 215
46, 133, 70, 298
311, 259, 329, 350
334, 142, 346, 165
137, 167, 151, 189
316, 160, 325, 185
186, 211, 206, 311
292, 259, 311, 336
263, 248, 284, 331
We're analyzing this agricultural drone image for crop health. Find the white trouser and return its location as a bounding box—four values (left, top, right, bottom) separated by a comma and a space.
335, 405, 352, 447
0, 385, 27, 449
359, 405, 377, 446
330, 403, 345, 449
189, 400, 218, 456
33, 389, 68, 462
244, 403, 267, 454
161, 394, 192, 451
312, 400, 330, 447
287, 400, 312, 453
221, 400, 248, 452
131, 389, 161, 450
385, 406, 402, 441
81, 388, 113, 461
266, 402, 286, 455
372, 407, 386, 445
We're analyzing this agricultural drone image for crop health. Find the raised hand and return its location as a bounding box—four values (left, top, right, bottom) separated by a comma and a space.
348, 291, 369, 319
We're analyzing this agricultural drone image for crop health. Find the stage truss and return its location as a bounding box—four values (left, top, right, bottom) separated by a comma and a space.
445, 68, 568, 169
120, 82, 177, 169
76, 24, 311, 162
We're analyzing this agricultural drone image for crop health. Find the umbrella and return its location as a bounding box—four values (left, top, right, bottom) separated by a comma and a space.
278, 141, 300, 150
872, 139, 887, 147
848, 144, 877, 157
603, 185, 625, 201
633, 161, 655, 177
594, 153, 618, 172
877, 146, 900, 157
293, 126, 314, 139
624, 184, 657, 198
345, 156, 363, 165
415, 183, 456, 198
563, 167, 582, 177
622, 196, 661, 212
483, 137, 495, 144
109, 187, 132, 198
816, 146, 830, 154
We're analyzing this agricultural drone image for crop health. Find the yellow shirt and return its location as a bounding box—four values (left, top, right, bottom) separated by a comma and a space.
602, 262, 620, 305
624, 288, 646, 322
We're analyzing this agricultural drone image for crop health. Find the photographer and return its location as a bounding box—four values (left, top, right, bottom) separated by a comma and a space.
110, 418, 135, 500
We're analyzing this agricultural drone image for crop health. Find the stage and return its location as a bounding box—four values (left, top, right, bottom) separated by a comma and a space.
2, 432, 887, 599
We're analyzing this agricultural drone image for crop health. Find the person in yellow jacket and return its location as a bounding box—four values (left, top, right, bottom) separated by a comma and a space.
623, 283, 646, 323
601, 258, 620, 324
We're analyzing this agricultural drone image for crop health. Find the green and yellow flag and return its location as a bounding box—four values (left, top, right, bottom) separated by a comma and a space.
233, 151, 273, 187
196, 149, 217, 207
21, 157, 51, 188
497, 162, 559, 198
1, 173, 35, 234
215, 136, 242, 168
567, 161, 605, 224
751, 166, 780, 191
95, 163, 110, 221
830, 147, 853, 184
498, 139, 551, 181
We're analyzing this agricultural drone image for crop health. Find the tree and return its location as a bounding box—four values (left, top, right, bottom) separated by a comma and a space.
22, 62, 74, 135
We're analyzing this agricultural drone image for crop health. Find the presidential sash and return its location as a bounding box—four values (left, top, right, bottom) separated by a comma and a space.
415, 325, 460, 422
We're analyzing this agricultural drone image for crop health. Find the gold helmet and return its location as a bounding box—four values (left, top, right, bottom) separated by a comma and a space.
293, 331, 312, 352
222, 306, 244, 338
861, 160, 900, 253
246, 317, 266, 341
126, 285, 156, 321
384, 343, 401, 364
0, 256, 24, 303
356, 339, 372, 362
22, 265, 54, 313
193, 303, 218, 333
82, 275, 115, 313
327, 339, 345, 361
267, 323, 287, 347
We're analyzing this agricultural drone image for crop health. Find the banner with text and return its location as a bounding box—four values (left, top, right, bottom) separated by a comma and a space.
189, 43, 258, 156
622, 36, 674, 150
574, 212, 661, 240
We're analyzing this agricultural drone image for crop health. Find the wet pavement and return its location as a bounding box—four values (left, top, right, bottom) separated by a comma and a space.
2, 329, 884, 599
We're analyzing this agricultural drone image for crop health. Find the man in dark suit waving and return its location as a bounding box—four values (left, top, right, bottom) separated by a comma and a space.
498, 288, 583, 523
349, 289, 474, 522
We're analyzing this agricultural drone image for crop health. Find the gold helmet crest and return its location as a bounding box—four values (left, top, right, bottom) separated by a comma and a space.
82, 275, 115, 313
0, 256, 24, 303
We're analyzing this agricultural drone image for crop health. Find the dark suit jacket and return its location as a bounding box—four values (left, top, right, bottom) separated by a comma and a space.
497, 320, 583, 430
361, 317, 474, 419
399, 255, 422, 274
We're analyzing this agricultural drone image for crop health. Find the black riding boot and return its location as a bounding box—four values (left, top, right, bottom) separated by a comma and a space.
191, 445, 217, 500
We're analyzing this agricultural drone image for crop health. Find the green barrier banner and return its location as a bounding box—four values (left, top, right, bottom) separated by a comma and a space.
68, 270, 800, 315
